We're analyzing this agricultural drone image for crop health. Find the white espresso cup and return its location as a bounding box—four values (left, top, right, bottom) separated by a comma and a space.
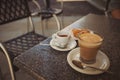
52, 31, 70, 48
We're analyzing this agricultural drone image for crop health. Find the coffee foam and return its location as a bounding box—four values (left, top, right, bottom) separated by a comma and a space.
78, 33, 103, 48
79, 33, 103, 43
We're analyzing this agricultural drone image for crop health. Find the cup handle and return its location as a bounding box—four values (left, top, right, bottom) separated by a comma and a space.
52, 33, 57, 39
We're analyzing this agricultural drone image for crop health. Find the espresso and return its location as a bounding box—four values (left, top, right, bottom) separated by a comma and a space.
58, 34, 68, 37
78, 33, 103, 64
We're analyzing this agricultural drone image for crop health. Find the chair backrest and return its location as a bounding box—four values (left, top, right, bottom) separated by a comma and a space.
0, 0, 30, 25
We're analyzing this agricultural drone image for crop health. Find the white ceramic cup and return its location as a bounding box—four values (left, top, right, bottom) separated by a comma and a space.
52, 31, 70, 48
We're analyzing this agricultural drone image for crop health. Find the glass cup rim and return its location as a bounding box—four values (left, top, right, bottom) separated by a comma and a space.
78, 33, 103, 44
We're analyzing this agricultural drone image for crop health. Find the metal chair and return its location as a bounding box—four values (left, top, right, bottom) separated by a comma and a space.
30, 0, 62, 34
87, 0, 111, 16
0, 0, 47, 60
0, 0, 48, 74
0, 43, 16, 80
42, 0, 63, 30
0, 0, 61, 80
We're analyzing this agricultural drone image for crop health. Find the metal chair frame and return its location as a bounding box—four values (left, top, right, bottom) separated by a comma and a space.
31, 0, 61, 34
87, 0, 111, 17
0, 0, 61, 80
0, 43, 16, 80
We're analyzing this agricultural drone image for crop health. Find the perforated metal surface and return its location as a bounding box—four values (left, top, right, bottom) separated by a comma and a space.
0, 0, 30, 25
0, 0, 47, 60
3, 32, 46, 58
0, 0, 47, 73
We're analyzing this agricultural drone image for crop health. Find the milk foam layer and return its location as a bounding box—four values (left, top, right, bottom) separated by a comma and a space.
79, 33, 103, 43
79, 33, 103, 48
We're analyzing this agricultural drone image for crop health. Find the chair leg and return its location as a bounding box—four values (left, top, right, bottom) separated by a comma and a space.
105, 0, 111, 17
0, 43, 16, 80
28, 16, 35, 33
52, 14, 61, 31
59, 1, 64, 29
105, 11, 109, 17
40, 15, 45, 35
32, 0, 41, 10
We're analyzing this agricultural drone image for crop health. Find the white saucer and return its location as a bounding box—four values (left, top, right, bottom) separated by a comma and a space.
50, 38, 77, 51
67, 47, 110, 75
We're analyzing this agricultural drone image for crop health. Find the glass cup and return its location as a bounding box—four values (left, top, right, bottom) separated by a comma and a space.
78, 33, 103, 64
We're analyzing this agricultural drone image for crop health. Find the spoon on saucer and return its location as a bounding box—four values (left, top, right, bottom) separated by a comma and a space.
72, 60, 113, 74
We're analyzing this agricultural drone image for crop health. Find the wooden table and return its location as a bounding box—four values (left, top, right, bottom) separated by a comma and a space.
14, 14, 120, 80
